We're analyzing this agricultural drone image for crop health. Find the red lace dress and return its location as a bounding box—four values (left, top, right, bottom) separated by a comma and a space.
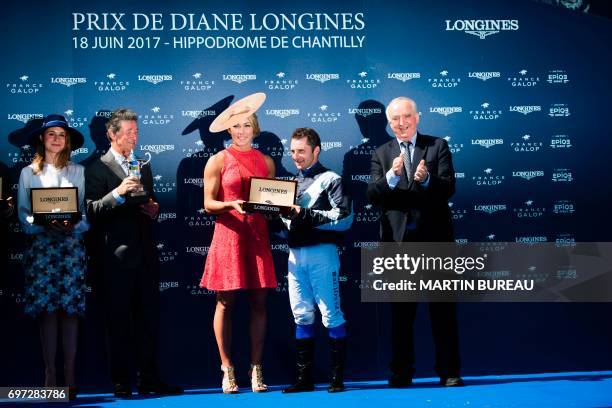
200, 146, 277, 291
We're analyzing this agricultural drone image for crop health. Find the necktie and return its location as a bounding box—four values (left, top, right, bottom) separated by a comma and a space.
401, 141, 413, 181
120, 158, 129, 175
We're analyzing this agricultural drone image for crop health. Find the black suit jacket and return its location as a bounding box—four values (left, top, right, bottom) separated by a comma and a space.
85, 150, 157, 270
367, 133, 455, 242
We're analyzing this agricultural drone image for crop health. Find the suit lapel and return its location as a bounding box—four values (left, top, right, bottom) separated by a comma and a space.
101, 149, 128, 181
412, 133, 428, 174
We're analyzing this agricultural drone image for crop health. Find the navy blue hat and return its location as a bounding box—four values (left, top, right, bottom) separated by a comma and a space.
28, 114, 85, 150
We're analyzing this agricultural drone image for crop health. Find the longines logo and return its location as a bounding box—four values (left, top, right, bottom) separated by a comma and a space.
94, 73, 130, 92
351, 174, 370, 183
473, 204, 507, 214
7, 113, 43, 123
444, 19, 519, 39
511, 134, 542, 152
430, 106, 462, 116
71, 147, 89, 157
549, 104, 570, 117
427, 70, 460, 88
180, 72, 215, 91
472, 168, 504, 186
265, 109, 300, 119
468, 72, 500, 81
138, 74, 173, 85
265, 72, 298, 90
96, 111, 113, 118
354, 241, 380, 248
507, 70, 540, 87
222, 74, 256, 84
471, 138, 503, 149
547, 70, 569, 84
346, 71, 380, 89
387, 72, 421, 82
157, 212, 177, 223
455, 172, 465, 179
183, 177, 204, 187
515, 236, 547, 243
6, 75, 43, 94
9, 251, 23, 261
348, 107, 382, 118
153, 174, 176, 194
141, 144, 175, 155
552, 200, 575, 214
307, 105, 341, 123
271, 243, 289, 253
551, 169, 573, 183
186, 246, 210, 256
470, 102, 501, 120
305, 73, 340, 83
512, 170, 544, 181
139, 107, 174, 125
509, 105, 541, 115
448, 202, 467, 220
550, 134, 572, 149
159, 281, 179, 292
321, 141, 342, 151
513, 200, 545, 218
182, 110, 216, 119
50, 77, 87, 87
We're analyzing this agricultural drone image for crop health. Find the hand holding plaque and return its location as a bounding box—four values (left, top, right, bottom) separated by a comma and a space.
242, 177, 297, 216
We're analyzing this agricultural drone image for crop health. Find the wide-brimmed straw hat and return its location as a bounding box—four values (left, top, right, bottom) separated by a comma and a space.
209, 92, 266, 133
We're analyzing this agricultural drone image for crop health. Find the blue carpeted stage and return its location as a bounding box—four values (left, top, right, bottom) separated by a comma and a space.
4, 371, 610, 407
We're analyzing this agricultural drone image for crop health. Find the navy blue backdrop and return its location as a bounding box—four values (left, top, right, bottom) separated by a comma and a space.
1, 0, 611, 389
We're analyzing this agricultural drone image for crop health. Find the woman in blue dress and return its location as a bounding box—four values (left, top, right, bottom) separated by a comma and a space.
17, 115, 89, 399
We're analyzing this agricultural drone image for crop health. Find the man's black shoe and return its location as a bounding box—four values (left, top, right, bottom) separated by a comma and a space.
388, 374, 413, 388
113, 383, 132, 398
440, 377, 464, 387
137, 380, 184, 395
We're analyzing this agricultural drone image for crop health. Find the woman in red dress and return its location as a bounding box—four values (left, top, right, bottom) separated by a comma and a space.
200, 93, 277, 393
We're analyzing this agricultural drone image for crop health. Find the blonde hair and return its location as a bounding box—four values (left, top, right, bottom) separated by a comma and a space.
32, 129, 72, 175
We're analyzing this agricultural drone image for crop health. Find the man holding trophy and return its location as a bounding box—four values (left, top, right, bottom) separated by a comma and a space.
85, 108, 182, 397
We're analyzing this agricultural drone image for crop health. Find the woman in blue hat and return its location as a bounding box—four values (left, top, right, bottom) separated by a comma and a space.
17, 114, 89, 399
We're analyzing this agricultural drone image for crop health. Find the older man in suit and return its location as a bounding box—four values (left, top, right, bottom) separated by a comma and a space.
367, 97, 463, 388
85, 108, 182, 397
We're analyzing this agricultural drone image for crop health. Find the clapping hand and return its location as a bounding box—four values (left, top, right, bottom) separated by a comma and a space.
414, 159, 429, 183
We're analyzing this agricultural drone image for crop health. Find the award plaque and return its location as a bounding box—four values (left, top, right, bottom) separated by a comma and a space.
242, 177, 297, 215
30, 187, 81, 225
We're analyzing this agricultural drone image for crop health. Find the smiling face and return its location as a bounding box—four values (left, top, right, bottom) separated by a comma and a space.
108, 120, 138, 157
387, 99, 420, 142
290, 137, 320, 171
228, 118, 256, 150
42, 127, 69, 155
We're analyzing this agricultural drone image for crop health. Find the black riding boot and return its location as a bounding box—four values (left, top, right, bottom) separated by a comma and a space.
283, 338, 315, 393
328, 337, 347, 393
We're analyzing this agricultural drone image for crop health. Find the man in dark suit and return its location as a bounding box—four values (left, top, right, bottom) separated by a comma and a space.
367, 97, 463, 387
85, 108, 182, 397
